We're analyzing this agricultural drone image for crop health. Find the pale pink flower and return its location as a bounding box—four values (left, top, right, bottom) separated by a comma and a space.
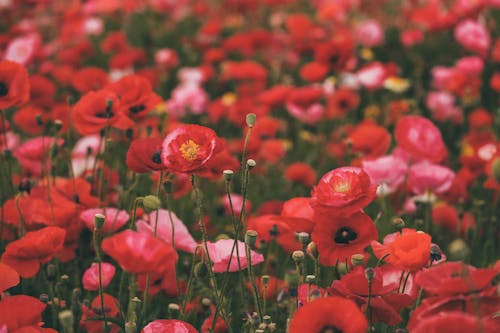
206, 239, 264, 273
408, 161, 455, 195
80, 208, 130, 233
178, 67, 205, 85
72, 135, 101, 177
362, 155, 408, 196
286, 102, 324, 125
13, 136, 64, 176
136, 209, 197, 253
221, 194, 252, 217
356, 62, 386, 90
4, 33, 39, 65
82, 262, 116, 291
355, 19, 384, 48
167, 83, 208, 116
0, 131, 20, 151
454, 19, 490, 56
83, 17, 104, 36
426, 91, 463, 123
455, 56, 484, 77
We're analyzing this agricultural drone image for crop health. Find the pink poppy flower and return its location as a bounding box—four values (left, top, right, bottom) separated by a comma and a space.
167, 83, 208, 116
136, 209, 197, 253
395, 115, 447, 163
355, 19, 384, 47
362, 155, 408, 196
80, 208, 130, 233
4, 34, 39, 65
426, 91, 462, 123
71, 134, 101, 177
431, 66, 455, 89
206, 239, 264, 273
408, 161, 455, 195
82, 262, 116, 291
454, 19, 490, 56
400, 29, 424, 47
141, 320, 197, 333
356, 62, 386, 90
455, 56, 484, 77
286, 102, 324, 125
13, 136, 64, 176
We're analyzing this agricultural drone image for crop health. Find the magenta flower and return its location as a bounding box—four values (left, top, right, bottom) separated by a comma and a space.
82, 262, 116, 291
454, 19, 490, 56
362, 154, 408, 196
408, 161, 455, 195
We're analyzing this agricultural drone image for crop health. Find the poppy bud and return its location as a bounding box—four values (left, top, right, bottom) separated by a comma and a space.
262, 275, 270, 287
292, 250, 304, 263
337, 262, 349, 276
430, 244, 442, 262
351, 253, 365, 267
306, 241, 319, 259
58, 310, 74, 332
491, 157, 500, 183
297, 232, 310, 246
142, 195, 161, 213
263, 315, 272, 325
447, 238, 470, 261
247, 159, 257, 170
392, 217, 405, 230
94, 213, 105, 230
54, 119, 63, 132
245, 230, 258, 248
223, 169, 234, 182
365, 267, 375, 281
306, 275, 316, 284
168, 303, 180, 318
246, 113, 257, 128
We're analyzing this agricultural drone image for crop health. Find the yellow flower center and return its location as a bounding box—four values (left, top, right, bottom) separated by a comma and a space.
179, 139, 200, 161
333, 180, 350, 193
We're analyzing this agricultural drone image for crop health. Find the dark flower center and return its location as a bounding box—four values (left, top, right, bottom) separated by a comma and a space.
95, 110, 114, 118
129, 104, 146, 114
334, 227, 357, 244
320, 326, 343, 333
151, 151, 162, 164
0, 82, 8, 97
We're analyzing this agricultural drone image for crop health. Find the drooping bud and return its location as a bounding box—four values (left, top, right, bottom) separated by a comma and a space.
392, 217, 405, 231
247, 159, 256, 170
306, 242, 318, 259
142, 195, 161, 213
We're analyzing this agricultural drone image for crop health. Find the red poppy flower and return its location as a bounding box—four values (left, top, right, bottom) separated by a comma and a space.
329, 265, 414, 325
80, 293, 121, 333
126, 137, 169, 173
29, 75, 56, 108
312, 211, 378, 265
310, 167, 377, 216
347, 120, 391, 158
13, 136, 64, 177
71, 67, 109, 93
106, 74, 162, 120
71, 89, 133, 135
371, 228, 431, 272
141, 320, 198, 333
300, 61, 329, 82
415, 262, 498, 296
246, 214, 298, 253
82, 262, 116, 291
161, 124, 221, 174
101, 230, 177, 275
411, 312, 499, 333
0, 295, 47, 331
0, 262, 19, 292
12, 106, 49, 135
325, 88, 359, 119
1, 226, 66, 278
285, 162, 317, 187
289, 296, 368, 333
0, 60, 30, 109
395, 115, 447, 163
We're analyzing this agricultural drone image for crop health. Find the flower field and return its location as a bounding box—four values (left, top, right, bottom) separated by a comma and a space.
1, 0, 500, 332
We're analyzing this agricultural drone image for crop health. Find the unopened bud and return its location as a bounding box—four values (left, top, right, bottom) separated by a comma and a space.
142, 195, 161, 213
246, 113, 257, 127
351, 254, 365, 267
54, 119, 63, 132
168, 303, 180, 318
263, 315, 272, 325
247, 159, 256, 170
94, 213, 105, 230
392, 217, 405, 230
245, 230, 258, 248
447, 238, 470, 261
491, 157, 500, 183
292, 250, 305, 263
223, 169, 234, 182
58, 310, 74, 332
306, 275, 315, 284
262, 275, 270, 286
306, 242, 318, 259
365, 267, 375, 281
297, 232, 310, 246
201, 298, 212, 308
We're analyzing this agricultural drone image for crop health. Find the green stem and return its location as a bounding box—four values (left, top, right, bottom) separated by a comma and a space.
93, 228, 110, 333
246, 243, 263, 322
